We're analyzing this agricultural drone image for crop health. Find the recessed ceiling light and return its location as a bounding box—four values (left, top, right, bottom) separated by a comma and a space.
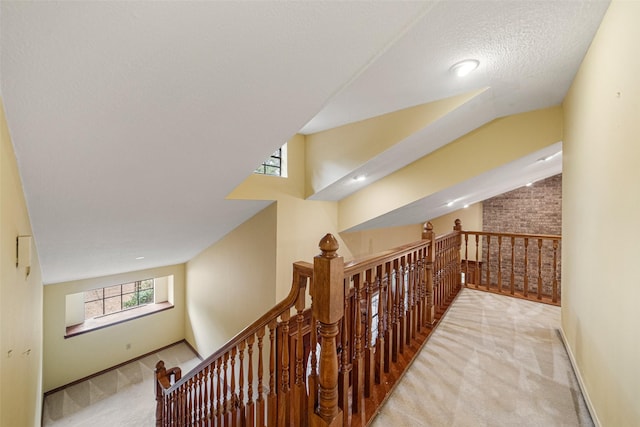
526, 182, 533, 187
447, 201, 454, 207
353, 175, 366, 182
135, 256, 145, 260
537, 150, 562, 162
463, 204, 469, 209
450, 59, 479, 77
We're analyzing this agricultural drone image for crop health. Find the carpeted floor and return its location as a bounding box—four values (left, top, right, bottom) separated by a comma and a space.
370, 288, 593, 427
42, 342, 200, 426
43, 289, 592, 426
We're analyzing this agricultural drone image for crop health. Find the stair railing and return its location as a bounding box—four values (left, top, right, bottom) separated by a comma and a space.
155, 220, 465, 426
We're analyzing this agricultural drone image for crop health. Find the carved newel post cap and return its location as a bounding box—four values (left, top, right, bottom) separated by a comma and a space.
425, 221, 433, 232
318, 233, 339, 258
455, 219, 461, 227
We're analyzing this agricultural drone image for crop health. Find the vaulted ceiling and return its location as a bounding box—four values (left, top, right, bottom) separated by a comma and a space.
1, 1, 609, 284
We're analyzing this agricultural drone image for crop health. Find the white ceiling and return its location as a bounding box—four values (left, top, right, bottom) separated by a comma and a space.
1, 1, 609, 284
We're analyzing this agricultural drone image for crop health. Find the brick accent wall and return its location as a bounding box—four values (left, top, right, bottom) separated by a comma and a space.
478, 174, 562, 296
483, 174, 562, 235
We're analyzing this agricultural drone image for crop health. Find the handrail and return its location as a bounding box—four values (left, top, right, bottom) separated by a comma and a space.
343, 238, 430, 274
164, 261, 313, 395
462, 230, 561, 240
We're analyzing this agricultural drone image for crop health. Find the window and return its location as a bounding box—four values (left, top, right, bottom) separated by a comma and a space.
65, 275, 174, 338
254, 143, 287, 177
84, 279, 154, 319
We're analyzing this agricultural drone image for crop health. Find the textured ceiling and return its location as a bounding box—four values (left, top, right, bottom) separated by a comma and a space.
1, 1, 609, 284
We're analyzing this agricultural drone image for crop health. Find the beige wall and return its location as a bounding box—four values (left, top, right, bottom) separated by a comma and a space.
428, 202, 482, 236
229, 134, 353, 301
185, 203, 277, 357
339, 107, 563, 232
340, 223, 423, 260
562, 1, 639, 425
43, 264, 185, 392
0, 100, 44, 426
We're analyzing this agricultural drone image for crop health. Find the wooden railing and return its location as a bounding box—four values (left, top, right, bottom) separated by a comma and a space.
154, 220, 464, 426
460, 229, 562, 305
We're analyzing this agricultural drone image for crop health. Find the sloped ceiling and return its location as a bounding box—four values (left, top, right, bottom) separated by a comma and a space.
1, 1, 609, 284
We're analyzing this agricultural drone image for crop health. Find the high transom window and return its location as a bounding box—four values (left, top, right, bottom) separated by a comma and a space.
254, 143, 287, 177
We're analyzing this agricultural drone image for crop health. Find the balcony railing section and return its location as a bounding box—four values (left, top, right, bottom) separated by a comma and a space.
460, 230, 562, 305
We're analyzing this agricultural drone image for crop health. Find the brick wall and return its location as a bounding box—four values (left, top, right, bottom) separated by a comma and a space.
478, 174, 562, 296
483, 174, 562, 235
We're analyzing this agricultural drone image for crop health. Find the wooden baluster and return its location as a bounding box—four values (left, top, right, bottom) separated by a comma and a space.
537, 238, 543, 300
524, 237, 529, 298
230, 347, 238, 427
497, 236, 503, 293
399, 257, 407, 354
216, 358, 223, 425
222, 352, 229, 426
454, 219, 462, 295
257, 327, 266, 427
416, 251, 424, 332
196, 370, 203, 425
485, 234, 491, 291
423, 222, 435, 325
209, 364, 215, 426
188, 378, 194, 426
278, 311, 290, 427
407, 252, 415, 343
238, 342, 246, 427
246, 335, 255, 427
464, 233, 469, 287
268, 320, 277, 427
308, 313, 318, 421
553, 240, 559, 303
391, 260, 400, 362
510, 236, 516, 295
310, 233, 344, 427
294, 286, 306, 427
375, 268, 385, 385
204, 366, 210, 425
352, 273, 365, 414
338, 278, 350, 427
365, 268, 375, 397
384, 261, 393, 372
475, 234, 480, 289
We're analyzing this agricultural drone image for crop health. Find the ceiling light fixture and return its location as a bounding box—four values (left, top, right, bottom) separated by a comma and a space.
450, 59, 480, 77
135, 256, 145, 260
447, 201, 454, 207
526, 182, 533, 187
463, 204, 469, 209
353, 175, 366, 182
537, 150, 562, 162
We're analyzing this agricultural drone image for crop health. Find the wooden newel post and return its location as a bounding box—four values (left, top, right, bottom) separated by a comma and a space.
311, 234, 344, 427
454, 219, 462, 290
422, 222, 436, 326
155, 361, 181, 427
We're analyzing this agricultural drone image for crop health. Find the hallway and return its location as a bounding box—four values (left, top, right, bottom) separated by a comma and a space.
44, 289, 592, 426
371, 289, 592, 426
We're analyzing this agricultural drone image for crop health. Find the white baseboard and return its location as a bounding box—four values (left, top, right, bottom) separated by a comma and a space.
558, 327, 601, 427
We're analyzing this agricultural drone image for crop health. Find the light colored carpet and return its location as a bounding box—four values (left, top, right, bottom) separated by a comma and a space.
43, 291, 592, 426
371, 288, 593, 427
42, 342, 200, 427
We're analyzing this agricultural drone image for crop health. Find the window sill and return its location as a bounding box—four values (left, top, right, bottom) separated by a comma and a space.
65, 302, 173, 338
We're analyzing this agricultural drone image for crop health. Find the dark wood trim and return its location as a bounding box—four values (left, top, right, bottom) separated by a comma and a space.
65, 301, 173, 338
